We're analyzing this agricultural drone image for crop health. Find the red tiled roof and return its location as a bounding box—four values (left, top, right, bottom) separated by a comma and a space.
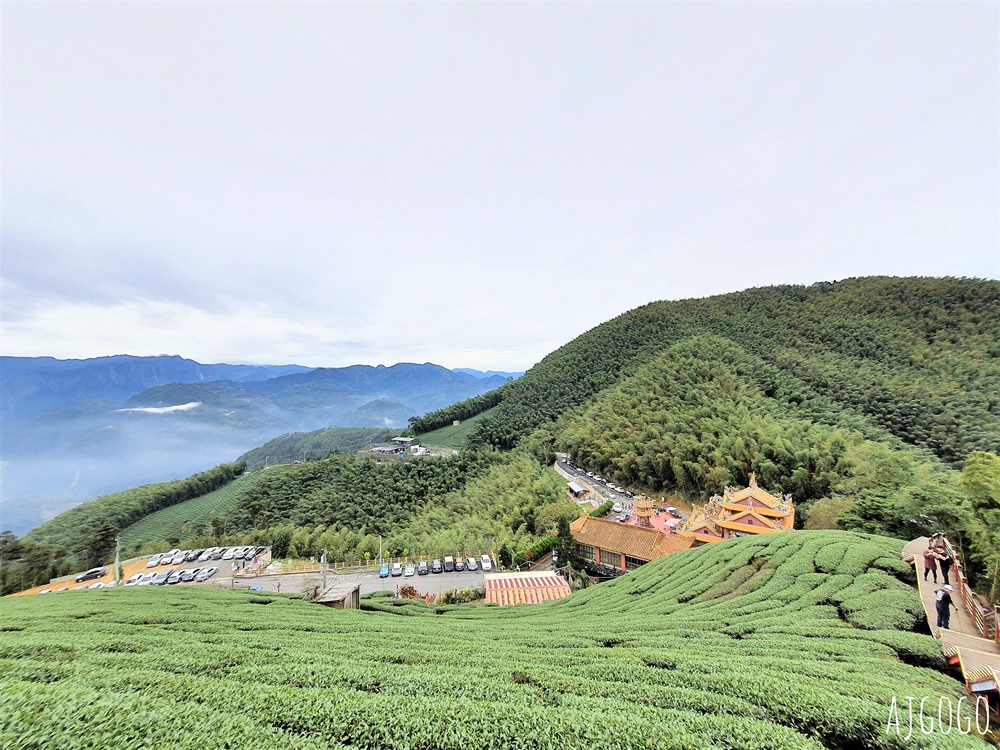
484, 573, 571, 606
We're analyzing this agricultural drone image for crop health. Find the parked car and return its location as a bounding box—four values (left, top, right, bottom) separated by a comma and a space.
391, 562, 403, 577
37, 589, 51, 595
88, 581, 105, 589
146, 554, 163, 568
454, 558, 466, 571
138, 572, 157, 586
161, 549, 181, 564
404, 564, 415, 577
444, 556, 455, 572
617, 513, 629, 522
180, 569, 200, 583
184, 550, 201, 562
55, 587, 69, 592
624, 491, 633, 499
75, 567, 106, 583
431, 559, 443, 574
466, 557, 478, 571
124, 573, 144, 586
193, 567, 217, 582
104, 580, 116, 588
666, 506, 682, 518
222, 548, 236, 560
151, 570, 174, 586
198, 548, 216, 562
379, 563, 390, 578
612, 502, 624, 514
166, 570, 184, 584
417, 561, 429, 575
480, 555, 493, 572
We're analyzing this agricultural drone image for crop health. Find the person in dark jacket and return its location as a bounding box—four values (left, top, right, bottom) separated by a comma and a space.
937, 549, 954, 585
935, 585, 958, 630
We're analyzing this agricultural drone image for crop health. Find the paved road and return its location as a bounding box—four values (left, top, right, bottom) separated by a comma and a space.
232, 567, 492, 596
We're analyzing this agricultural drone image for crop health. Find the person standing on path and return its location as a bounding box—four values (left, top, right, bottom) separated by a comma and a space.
937, 549, 954, 585
935, 584, 958, 630
922, 547, 941, 583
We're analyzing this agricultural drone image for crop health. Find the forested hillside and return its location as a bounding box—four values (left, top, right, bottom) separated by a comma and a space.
237, 427, 398, 469
414, 278, 998, 465
411, 277, 1000, 598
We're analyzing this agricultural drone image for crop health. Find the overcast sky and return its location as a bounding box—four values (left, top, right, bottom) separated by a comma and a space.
2, 1, 997, 372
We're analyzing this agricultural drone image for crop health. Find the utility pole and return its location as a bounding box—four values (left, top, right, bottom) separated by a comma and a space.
379, 536, 383, 564
114, 535, 121, 584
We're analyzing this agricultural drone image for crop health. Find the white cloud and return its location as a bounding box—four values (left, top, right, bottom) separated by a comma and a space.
115, 402, 203, 415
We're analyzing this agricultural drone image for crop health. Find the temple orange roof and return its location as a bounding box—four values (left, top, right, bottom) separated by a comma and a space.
570, 516, 693, 561
484, 572, 571, 606
678, 474, 796, 541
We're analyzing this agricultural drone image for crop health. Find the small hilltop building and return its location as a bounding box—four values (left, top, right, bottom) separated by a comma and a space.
678, 474, 795, 546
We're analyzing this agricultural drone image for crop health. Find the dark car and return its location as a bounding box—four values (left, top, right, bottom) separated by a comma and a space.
454, 558, 466, 572
184, 550, 202, 562
417, 561, 429, 576
151, 569, 174, 586
431, 559, 443, 574
75, 567, 106, 583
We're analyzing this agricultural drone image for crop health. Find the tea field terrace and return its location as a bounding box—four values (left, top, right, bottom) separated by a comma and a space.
0, 531, 988, 749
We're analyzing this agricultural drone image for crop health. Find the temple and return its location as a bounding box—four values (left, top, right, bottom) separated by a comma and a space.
570, 515, 693, 577
677, 474, 795, 546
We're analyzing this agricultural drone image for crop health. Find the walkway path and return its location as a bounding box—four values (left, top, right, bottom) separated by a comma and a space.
903, 537, 999, 696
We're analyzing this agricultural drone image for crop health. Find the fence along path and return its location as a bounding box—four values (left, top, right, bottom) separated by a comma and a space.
903, 536, 999, 697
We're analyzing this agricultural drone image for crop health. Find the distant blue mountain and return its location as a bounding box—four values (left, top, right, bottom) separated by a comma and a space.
0, 355, 311, 418
453, 368, 523, 380
0, 356, 510, 534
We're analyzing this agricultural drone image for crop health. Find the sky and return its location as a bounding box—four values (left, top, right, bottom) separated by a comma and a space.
2, 1, 998, 372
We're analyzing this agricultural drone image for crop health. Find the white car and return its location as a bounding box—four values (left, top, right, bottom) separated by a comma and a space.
146, 554, 163, 568
89, 581, 105, 589
124, 573, 144, 586
222, 548, 235, 560
466, 557, 478, 571
137, 572, 157, 586
480, 555, 493, 572
104, 580, 117, 588
37, 588, 52, 595
194, 567, 218, 582
404, 564, 415, 577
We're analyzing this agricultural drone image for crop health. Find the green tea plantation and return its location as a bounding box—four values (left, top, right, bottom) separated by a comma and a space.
1, 532, 989, 749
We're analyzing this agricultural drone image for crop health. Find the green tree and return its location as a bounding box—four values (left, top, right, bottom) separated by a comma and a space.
961, 452, 1000, 602
554, 516, 581, 572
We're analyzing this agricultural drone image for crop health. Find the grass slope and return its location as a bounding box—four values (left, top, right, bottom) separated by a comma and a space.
0, 532, 982, 749
238, 427, 397, 469
417, 406, 498, 450
119, 467, 294, 550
